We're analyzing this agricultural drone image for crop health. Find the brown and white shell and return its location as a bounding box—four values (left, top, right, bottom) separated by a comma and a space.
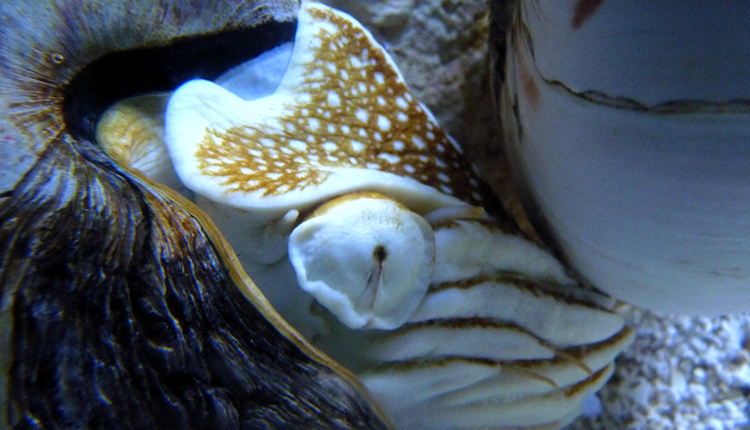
1, 0, 634, 429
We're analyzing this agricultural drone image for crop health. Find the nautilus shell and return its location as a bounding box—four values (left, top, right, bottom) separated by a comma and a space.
1, 0, 633, 429
499, 0, 750, 316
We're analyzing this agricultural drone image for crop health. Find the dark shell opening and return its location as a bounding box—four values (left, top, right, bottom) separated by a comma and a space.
62, 21, 296, 143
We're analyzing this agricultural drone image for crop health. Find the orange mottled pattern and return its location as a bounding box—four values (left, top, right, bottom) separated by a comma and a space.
194, 4, 485, 205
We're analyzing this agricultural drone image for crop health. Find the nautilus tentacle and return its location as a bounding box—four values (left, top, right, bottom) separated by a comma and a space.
0, 0, 392, 428
144, 1, 633, 429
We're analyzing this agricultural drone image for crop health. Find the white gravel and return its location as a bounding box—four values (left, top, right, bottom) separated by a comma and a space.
568, 309, 750, 430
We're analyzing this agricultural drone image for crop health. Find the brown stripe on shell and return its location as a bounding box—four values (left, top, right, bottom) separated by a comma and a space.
510, 327, 635, 370
564, 364, 611, 398
481, 327, 634, 389
379, 317, 591, 371
358, 328, 631, 393
358, 360, 614, 430
572, 0, 605, 29
426, 273, 610, 311
365, 351, 608, 385
298, 190, 408, 222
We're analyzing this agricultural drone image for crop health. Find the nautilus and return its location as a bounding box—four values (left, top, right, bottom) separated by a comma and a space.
7, 0, 740, 429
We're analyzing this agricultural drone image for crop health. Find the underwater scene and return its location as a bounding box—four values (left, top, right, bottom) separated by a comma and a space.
1, 0, 749, 429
